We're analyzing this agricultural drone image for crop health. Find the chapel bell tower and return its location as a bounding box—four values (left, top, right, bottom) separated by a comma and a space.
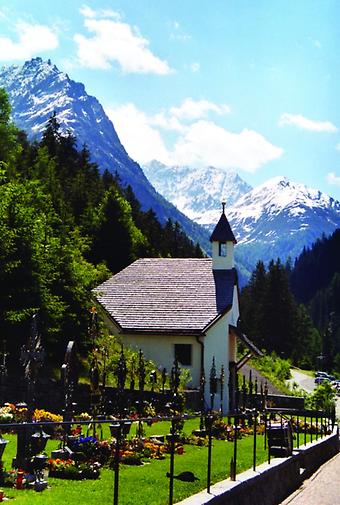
210, 202, 237, 270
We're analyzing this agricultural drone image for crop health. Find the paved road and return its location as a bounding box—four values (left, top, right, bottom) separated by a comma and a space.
288, 369, 315, 393
288, 369, 340, 419
279, 452, 340, 505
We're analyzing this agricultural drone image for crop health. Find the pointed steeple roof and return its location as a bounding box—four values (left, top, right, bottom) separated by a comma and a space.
209, 202, 237, 243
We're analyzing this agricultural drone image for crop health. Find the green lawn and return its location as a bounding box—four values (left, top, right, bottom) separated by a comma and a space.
1, 417, 315, 505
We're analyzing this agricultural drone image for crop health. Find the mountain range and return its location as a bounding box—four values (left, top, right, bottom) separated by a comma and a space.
143, 162, 340, 275
0, 57, 210, 251
143, 160, 252, 222
1, 58, 339, 281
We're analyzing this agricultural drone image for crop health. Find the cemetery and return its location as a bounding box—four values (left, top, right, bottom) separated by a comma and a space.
0, 311, 337, 505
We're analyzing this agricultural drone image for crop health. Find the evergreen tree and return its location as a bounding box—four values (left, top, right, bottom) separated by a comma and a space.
261, 259, 296, 356
240, 258, 321, 366
40, 112, 60, 157
91, 187, 147, 273
0, 88, 21, 176
291, 305, 321, 368
240, 260, 267, 348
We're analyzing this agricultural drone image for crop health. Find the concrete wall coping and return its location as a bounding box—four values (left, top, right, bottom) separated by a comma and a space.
177, 427, 339, 505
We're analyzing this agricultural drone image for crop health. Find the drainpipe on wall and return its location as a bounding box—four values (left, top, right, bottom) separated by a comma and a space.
196, 335, 205, 378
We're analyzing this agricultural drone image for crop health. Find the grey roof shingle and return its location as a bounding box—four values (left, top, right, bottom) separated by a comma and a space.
95, 258, 237, 334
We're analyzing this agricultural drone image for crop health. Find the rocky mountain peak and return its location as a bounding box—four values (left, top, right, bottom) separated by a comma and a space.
0, 57, 210, 251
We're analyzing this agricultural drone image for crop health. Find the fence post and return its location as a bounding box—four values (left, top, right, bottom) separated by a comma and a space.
253, 411, 257, 471
205, 414, 214, 493
231, 415, 238, 480
167, 420, 178, 505
296, 416, 299, 449
267, 417, 271, 464
331, 405, 336, 429
112, 423, 122, 505
316, 414, 318, 440
310, 415, 313, 442
304, 415, 307, 446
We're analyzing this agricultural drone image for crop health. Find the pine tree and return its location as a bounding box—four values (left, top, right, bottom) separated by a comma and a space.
0, 88, 21, 176
240, 261, 267, 348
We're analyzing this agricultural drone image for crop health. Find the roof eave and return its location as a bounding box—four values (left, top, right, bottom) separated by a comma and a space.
229, 324, 263, 357
119, 328, 204, 337
96, 302, 124, 333
203, 304, 232, 333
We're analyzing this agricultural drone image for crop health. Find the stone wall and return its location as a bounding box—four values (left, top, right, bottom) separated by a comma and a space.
179, 428, 339, 505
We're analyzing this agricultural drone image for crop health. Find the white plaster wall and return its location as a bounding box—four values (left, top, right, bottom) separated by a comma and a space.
121, 334, 201, 387
211, 242, 234, 269
99, 312, 202, 388
204, 313, 230, 414
229, 332, 237, 362
229, 285, 240, 326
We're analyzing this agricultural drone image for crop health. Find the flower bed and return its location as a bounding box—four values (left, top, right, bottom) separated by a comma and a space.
48, 459, 100, 480
0, 404, 62, 428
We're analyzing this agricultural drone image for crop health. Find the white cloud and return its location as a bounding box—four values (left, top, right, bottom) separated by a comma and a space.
79, 5, 121, 20
279, 113, 338, 132
106, 101, 283, 172
326, 172, 340, 187
171, 120, 283, 172
170, 98, 230, 121
106, 103, 171, 165
0, 21, 58, 61
151, 112, 185, 133
74, 7, 173, 74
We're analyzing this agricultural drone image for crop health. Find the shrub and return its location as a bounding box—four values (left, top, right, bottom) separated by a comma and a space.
305, 382, 336, 411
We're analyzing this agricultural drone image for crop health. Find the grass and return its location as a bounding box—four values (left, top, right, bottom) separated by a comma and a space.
1, 418, 269, 505
1, 416, 320, 505
249, 354, 297, 395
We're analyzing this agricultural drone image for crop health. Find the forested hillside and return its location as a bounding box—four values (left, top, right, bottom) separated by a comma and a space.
290, 230, 340, 371
240, 259, 321, 369
240, 228, 340, 374
0, 89, 203, 369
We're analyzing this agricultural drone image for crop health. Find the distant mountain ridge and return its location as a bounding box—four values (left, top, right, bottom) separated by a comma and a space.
0, 57, 210, 251
209, 176, 340, 272
143, 160, 252, 222
143, 160, 340, 276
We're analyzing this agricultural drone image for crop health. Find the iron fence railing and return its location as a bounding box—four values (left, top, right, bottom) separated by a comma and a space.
0, 407, 336, 505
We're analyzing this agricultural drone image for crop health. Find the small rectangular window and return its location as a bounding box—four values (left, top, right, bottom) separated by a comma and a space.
219, 242, 227, 257
174, 344, 192, 366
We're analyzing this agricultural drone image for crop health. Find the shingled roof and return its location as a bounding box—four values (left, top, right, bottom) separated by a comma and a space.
95, 258, 237, 335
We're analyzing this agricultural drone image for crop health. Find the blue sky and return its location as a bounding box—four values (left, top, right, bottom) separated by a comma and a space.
1, 0, 340, 200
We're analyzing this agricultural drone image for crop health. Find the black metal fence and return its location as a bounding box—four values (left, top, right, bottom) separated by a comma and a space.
0, 406, 336, 505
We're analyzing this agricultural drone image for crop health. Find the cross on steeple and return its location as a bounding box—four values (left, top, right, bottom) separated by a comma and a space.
221, 201, 226, 214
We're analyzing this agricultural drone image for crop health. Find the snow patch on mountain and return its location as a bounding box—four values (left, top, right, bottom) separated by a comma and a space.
0, 57, 211, 251
143, 160, 252, 222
